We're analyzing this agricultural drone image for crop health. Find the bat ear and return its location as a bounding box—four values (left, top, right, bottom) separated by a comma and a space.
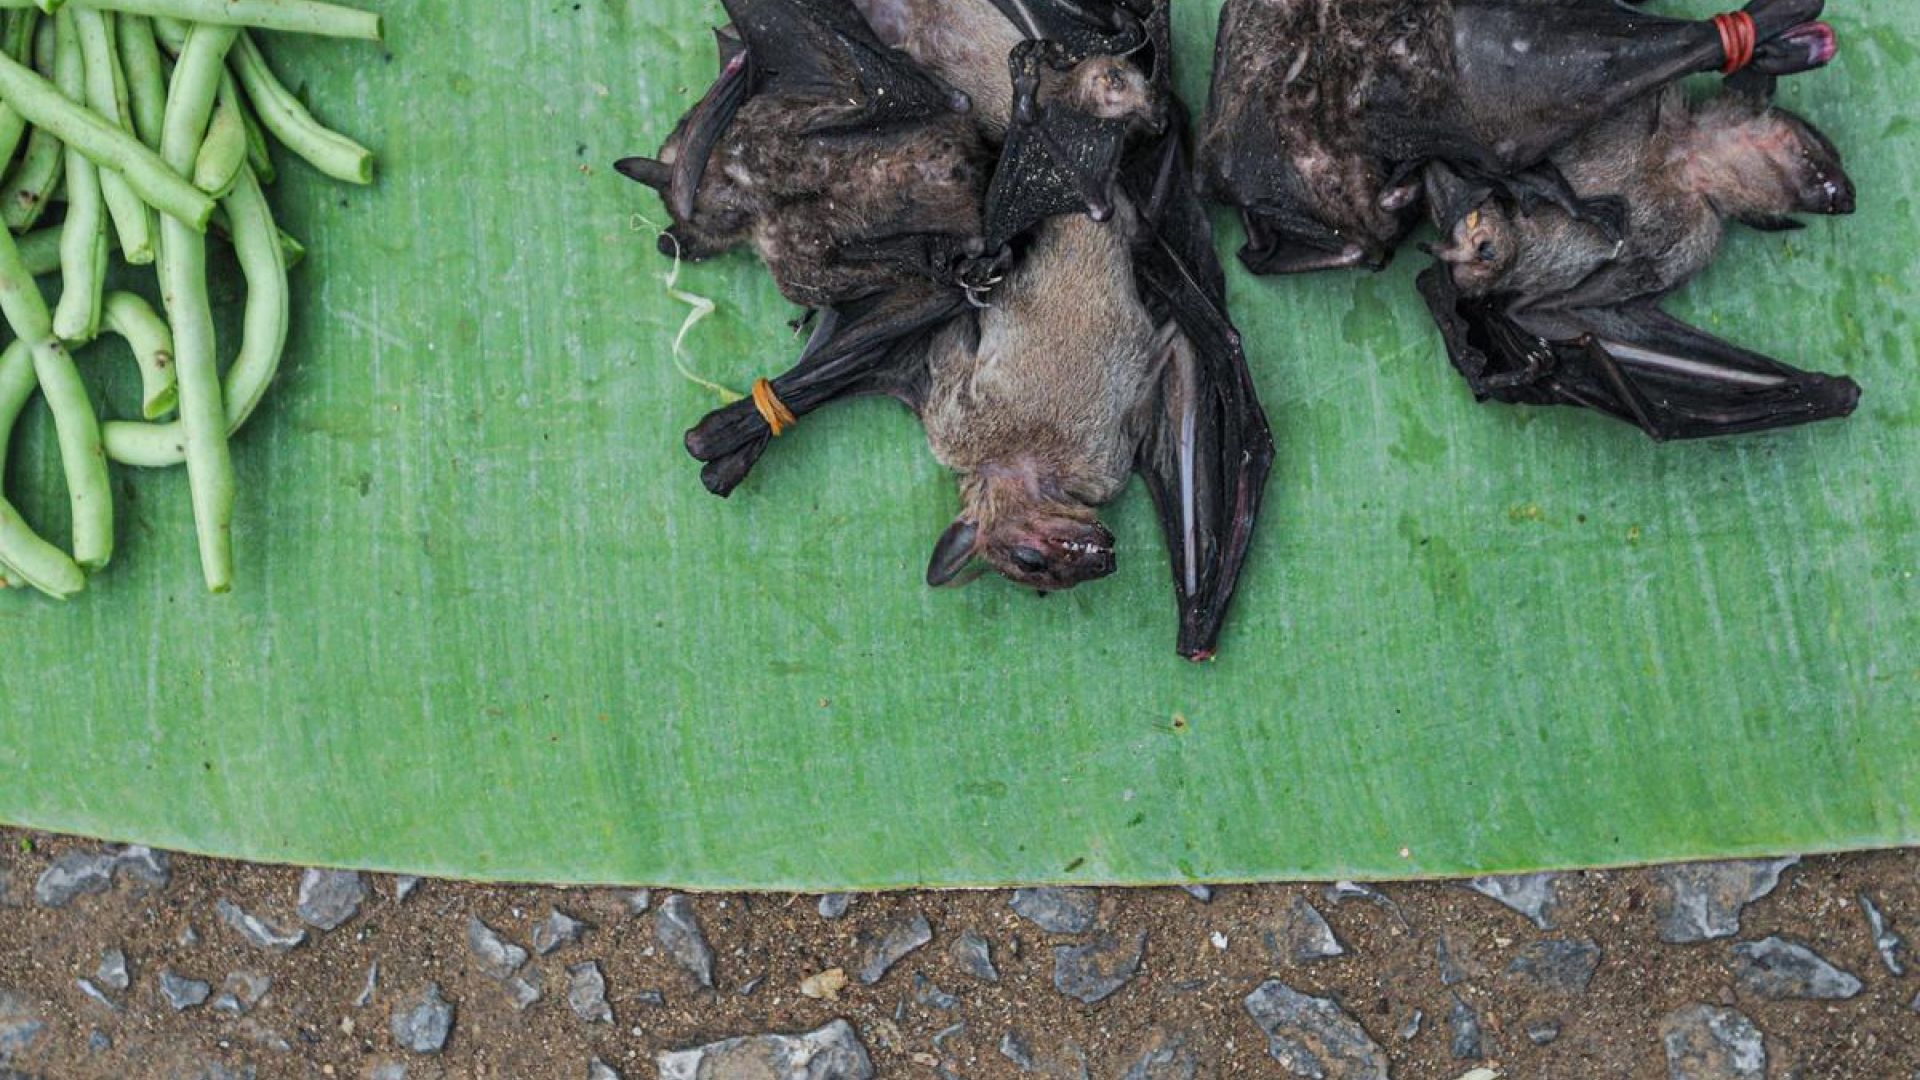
925, 519, 981, 588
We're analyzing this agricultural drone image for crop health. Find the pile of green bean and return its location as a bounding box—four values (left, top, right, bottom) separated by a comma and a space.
0, 0, 379, 598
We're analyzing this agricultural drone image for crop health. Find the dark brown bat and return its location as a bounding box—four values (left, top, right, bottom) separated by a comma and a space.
620, 0, 1274, 659
1414, 79, 1860, 439
1196, 0, 1839, 275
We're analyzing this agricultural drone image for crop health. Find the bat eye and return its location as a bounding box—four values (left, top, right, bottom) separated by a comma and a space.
1476, 240, 1498, 262
1010, 546, 1050, 573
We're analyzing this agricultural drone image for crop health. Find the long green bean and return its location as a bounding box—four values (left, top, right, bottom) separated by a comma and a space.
228, 30, 368, 183
0, 339, 85, 598
101, 289, 175, 418
0, 43, 213, 226
0, 0, 379, 41
76, 7, 154, 264
0, 18, 64, 232
156, 20, 235, 591
108, 162, 283, 466
53, 7, 108, 341
0, 224, 112, 570
234, 71, 272, 182
17, 225, 60, 275
0, 11, 37, 165
191, 66, 242, 196
113, 9, 161, 147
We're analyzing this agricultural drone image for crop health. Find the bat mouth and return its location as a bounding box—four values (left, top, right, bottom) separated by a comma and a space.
993, 523, 1118, 591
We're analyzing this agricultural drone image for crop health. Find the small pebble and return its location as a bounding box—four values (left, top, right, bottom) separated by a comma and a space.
1527, 1020, 1561, 1046
389, 983, 454, 1054
951, 929, 999, 983
296, 870, 366, 931
932, 1022, 967, 1051
1435, 933, 1469, 986
0, 990, 43, 1064
1448, 993, 1485, 1060
1181, 885, 1213, 903
505, 969, 542, 1011
800, 968, 848, 1002
1506, 937, 1602, 993
857, 912, 933, 985
1661, 1003, 1766, 1079
96, 949, 129, 992
1652, 860, 1797, 944
113, 847, 171, 890
215, 898, 307, 952
75, 979, 120, 1012
1118, 1031, 1198, 1080
1730, 936, 1862, 1001
999, 1030, 1039, 1071
817, 893, 852, 920
159, 970, 212, 1011
737, 975, 764, 997
566, 962, 613, 1024
588, 1058, 622, 1080
1859, 893, 1907, 976
533, 909, 588, 955
354, 962, 380, 1008
624, 889, 652, 915
1465, 873, 1560, 930
1053, 930, 1146, 1005
212, 971, 272, 1016
1244, 979, 1389, 1079
1010, 887, 1099, 934
634, 989, 667, 1008
392, 876, 421, 903
467, 916, 529, 980
368, 1064, 408, 1080
914, 973, 959, 1010
654, 895, 715, 990
1270, 897, 1343, 963
33, 850, 116, 908
87, 1028, 112, 1053
656, 1018, 873, 1080
1398, 1009, 1423, 1041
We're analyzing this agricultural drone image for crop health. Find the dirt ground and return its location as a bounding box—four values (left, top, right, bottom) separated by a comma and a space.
0, 830, 1914, 1078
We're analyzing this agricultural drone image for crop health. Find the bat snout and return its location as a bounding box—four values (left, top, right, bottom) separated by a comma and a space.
989, 521, 1117, 593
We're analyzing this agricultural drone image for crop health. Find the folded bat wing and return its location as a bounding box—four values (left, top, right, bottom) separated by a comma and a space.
1417, 266, 1860, 441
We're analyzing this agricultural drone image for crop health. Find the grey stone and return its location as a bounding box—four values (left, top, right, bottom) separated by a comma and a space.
1448, 994, 1485, 1060
466, 916, 528, 980
1465, 873, 1561, 930
951, 929, 999, 983
389, 983, 454, 1054
656, 1018, 874, 1080
1052, 931, 1145, 1005
1527, 1021, 1561, 1046
533, 909, 587, 955
159, 970, 212, 1011
96, 949, 129, 992
1397, 1009, 1422, 1041
1652, 859, 1797, 944
1435, 933, 1469, 986
1009, 888, 1098, 934
1244, 980, 1388, 1079
913, 973, 958, 1010
75, 979, 119, 1012
624, 889, 652, 915
1181, 885, 1214, 903
296, 870, 366, 930
566, 962, 612, 1024
1860, 893, 1907, 976
738, 976, 764, 997
999, 1031, 1038, 1071
112, 847, 171, 890
1661, 1003, 1766, 1080
33, 850, 115, 907
215, 899, 307, 952
1507, 937, 1602, 993
369, 1064, 409, 1080
588, 1059, 621, 1080
634, 989, 667, 1009
0, 991, 43, 1065
354, 962, 380, 1008
504, 969, 542, 1011
1119, 1031, 1198, 1080
655, 895, 715, 990
1266, 897, 1343, 963
86, 1028, 111, 1053
817, 894, 852, 920
1730, 937, 1862, 1001
212, 972, 271, 1015
856, 912, 932, 985
392, 877, 420, 903
1323, 882, 1408, 927
932, 1022, 966, 1051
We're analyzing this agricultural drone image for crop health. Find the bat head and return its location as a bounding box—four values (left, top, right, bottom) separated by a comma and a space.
1057, 55, 1161, 133
927, 469, 1117, 593
1427, 205, 1520, 296
1684, 99, 1855, 222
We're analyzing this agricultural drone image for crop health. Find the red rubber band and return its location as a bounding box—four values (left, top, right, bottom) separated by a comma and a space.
1714, 11, 1757, 75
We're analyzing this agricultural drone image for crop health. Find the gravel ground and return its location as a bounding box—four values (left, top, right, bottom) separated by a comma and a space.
0, 830, 1914, 1078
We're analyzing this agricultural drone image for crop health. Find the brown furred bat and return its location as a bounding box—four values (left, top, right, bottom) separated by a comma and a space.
620, 0, 1275, 659
1197, 0, 1840, 275
1416, 80, 1860, 439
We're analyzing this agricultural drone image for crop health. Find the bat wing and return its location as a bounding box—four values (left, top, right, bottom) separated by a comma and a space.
1417, 266, 1860, 440
684, 283, 969, 495
983, 0, 1150, 56
1124, 110, 1277, 660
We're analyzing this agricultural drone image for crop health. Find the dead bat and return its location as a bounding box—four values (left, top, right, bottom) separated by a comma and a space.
1416, 80, 1860, 439
1197, 0, 1839, 275
626, 0, 1274, 658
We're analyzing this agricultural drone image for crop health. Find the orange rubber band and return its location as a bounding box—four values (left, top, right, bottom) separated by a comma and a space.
752, 378, 797, 437
1714, 11, 1757, 75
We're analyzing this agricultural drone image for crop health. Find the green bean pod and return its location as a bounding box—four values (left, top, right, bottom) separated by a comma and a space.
0, 0, 381, 40
191, 70, 244, 197
101, 289, 175, 418
17, 225, 61, 275
53, 6, 108, 341
108, 163, 284, 466
233, 70, 272, 183
0, 11, 38, 163
228, 30, 370, 184
0, 18, 65, 231
113, 10, 161, 147
0, 224, 112, 571
75, 7, 154, 264
0, 342, 86, 598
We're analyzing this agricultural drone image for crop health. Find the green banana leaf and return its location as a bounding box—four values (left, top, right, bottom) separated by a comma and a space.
0, 0, 1914, 888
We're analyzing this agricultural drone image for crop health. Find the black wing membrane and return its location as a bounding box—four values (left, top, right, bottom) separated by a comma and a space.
1125, 112, 1276, 660
684, 284, 969, 496
1416, 267, 1860, 441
